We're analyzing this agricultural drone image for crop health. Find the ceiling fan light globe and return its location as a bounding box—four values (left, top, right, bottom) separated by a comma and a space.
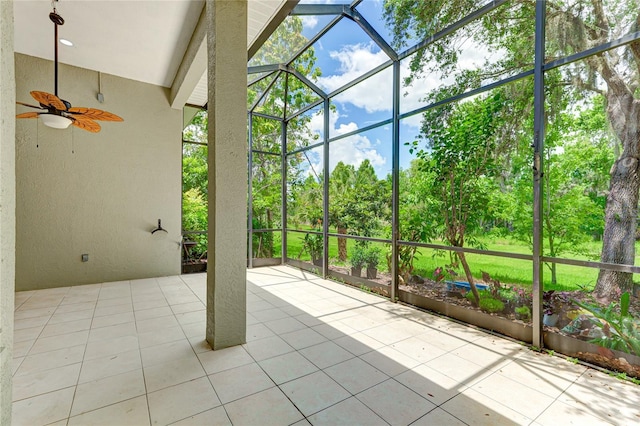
40, 113, 72, 129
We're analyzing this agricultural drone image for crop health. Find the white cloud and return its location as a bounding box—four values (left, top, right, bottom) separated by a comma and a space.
314, 40, 498, 129
314, 42, 429, 127
317, 42, 391, 113
301, 16, 318, 30
329, 132, 386, 173
305, 108, 387, 176
399, 40, 501, 128
295, 40, 497, 175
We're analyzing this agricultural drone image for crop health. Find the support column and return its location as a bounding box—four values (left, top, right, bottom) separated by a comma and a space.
206, 0, 247, 350
391, 60, 400, 303
532, 0, 546, 349
0, 1, 16, 423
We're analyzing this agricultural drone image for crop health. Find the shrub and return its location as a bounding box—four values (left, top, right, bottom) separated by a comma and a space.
575, 292, 640, 357
350, 245, 366, 269
479, 297, 505, 313
498, 288, 517, 303
515, 305, 531, 321
466, 289, 489, 304
364, 246, 381, 269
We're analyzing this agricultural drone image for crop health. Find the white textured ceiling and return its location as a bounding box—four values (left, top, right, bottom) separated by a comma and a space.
14, 0, 293, 107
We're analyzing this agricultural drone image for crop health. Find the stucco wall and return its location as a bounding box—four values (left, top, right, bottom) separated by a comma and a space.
15, 54, 182, 291
1, 2, 16, 422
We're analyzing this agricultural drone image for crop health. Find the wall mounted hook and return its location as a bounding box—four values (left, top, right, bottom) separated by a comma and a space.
151, 219, 168, 234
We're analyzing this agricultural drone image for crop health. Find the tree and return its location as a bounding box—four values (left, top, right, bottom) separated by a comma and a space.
329, 162, 356, 261
397, 160, 438, 279
384, 0, 640, 301
512, 141, 608, 285
182, 188, 208, 257
182, 111, 209, 256
409, 91, 510, 303
348, 160, 390, 238
248, 16, 322, 257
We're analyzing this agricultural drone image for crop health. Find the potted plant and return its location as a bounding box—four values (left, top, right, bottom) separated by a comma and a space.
542, 290, 559, 326
349, 245, 366, 277
364, 246, 381, 279
542, 290, 577, 327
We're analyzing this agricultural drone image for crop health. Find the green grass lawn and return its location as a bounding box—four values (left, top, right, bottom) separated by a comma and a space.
260, 230, 640, 292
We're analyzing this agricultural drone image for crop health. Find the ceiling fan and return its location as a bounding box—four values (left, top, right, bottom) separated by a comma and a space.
16, 1, 123, 133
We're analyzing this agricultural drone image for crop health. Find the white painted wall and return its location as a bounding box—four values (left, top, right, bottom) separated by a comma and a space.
0, 2, 16, 422
15, 54, 182, 291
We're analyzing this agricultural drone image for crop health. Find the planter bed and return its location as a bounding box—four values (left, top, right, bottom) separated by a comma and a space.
545, 331, 640, 378
398, 289, 533, 343
250, 257, 282, 267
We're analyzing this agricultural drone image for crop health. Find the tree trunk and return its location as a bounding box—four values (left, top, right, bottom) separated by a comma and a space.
594, 99, 640, 300
337, 226, 347, 262
595, 154, 640, 299
266, 209, 273, 257
458, 251, 480, 305
547, 231, 556, 285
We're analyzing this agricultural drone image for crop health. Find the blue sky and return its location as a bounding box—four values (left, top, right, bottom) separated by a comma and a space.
293, 0, 498, 179
296, 0, 406, 178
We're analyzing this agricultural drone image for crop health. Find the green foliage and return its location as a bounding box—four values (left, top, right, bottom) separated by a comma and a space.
406, 91, 515, 304
465, 290, 477, 304
575, 293, 640, 357
183, 110, 207, 144
182, 188, 208, 256
566, 357, 579, 364
363, 246, 381, 269
498, 288, 517, 304
182, 144, 208, 197
328, 160, 390, 237
182, 112, 209, 260
511, 96, 613, 284
479, 297, 505, 314
384, 0, 638, 300
515, 305, 531, 321
300, 232, 323, 262
611, 372, 640, 386
350, 245, 366, 269
543, 290, 575, 315
248, 15, 324, 260
409, 92, 510, 250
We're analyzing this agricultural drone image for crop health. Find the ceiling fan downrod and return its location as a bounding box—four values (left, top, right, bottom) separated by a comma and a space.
49, 6, 64, 97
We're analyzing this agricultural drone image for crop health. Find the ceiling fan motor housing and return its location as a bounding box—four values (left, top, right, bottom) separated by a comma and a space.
49, 12, 64, 26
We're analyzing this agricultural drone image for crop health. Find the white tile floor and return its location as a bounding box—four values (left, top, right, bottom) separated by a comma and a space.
12, 265, 640, 425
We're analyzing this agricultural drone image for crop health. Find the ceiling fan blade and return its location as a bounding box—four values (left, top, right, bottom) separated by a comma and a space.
16, 112, 40, 119
16, 101, 45, 110
71, 116, 101, 133
30, 91, 67, 111
67, 107, 124, 122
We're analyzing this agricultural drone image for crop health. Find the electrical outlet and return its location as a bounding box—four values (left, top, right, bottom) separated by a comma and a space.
81, 254, 89, 262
